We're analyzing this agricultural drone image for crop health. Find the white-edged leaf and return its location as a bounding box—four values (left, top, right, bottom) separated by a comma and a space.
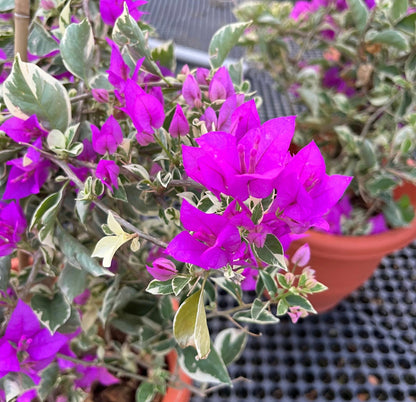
146, 279, 174, 295
173, 289, 210, 360
31, 291, 71, 333
107, 211, 125, 235
0, 255, 11, 292
347, 0, 368, 32
28, 21, 59, 56
214, 328, 247, 365
60, 19, 94, 80
91, 234, 131, 268
209, 21, 251, 68
58, 263, 87, 303
177, 344, 231, 385
3, 54, 71, 132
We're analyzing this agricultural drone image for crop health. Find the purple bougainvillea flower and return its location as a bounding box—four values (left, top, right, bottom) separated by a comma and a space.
74, 355, 119, 391
91, 115, 123, 155
182, 74, 202, 109
196, 67, 210, 85
122, 79, 165, 146
369, 214, 387, 234
166, 200, 246, 270
169, 104, 189, 138
0, 201, 26, 257
96, 160, 120, 191
271, 141, 352, 233
229, 99, 262, 141
208, 67, 235, 102
0, 115, 48, 144
0, 300, 67, 384
146, 257, 177, 281
216, 94, 245, 132
106, 39, 132, 92
78, 138, 96, 162
183, 108, 296, 201
100, 0, 147, 25
200, 107, 218, 131
92, 88, 109, 104
325, 194, 353, 234
323, 66, 355, 96
3, 139, 51, 200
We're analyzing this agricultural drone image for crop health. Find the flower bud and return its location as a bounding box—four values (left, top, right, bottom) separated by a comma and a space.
169, 105, 189, 137
146, 258, 177, 281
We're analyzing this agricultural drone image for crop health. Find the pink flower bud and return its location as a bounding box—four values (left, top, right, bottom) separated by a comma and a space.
182, 74, 202, 109
92, 88, 109, 104
146, 258, 177, 281
169, 104, 189, 137
291, 243, 310, 267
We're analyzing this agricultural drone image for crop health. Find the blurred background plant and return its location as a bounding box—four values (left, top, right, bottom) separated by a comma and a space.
236, 0, 416, 235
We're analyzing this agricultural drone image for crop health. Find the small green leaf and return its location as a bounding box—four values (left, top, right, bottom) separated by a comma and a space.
0, 255, 11, 292
60, 19, 95, 80
59, 0, 71, 33
276, 298, 289, 316
31, 291, 71, 333
309, 282, 328, 293
113, 4, 162, 77
276, 273, 290, 289
253, 234, 287, 270
233, 309, 279, 324
38, 363, 59, 400
173, 289, 210, 360
259, 270, 278, 296
178, 344, 231, 385
211, 277, 242, 302
58, 263, 87, 303
3, 373, 35, 402
214, 328, 247, 365
0, 0, 14, 12
395, 12, 416, 33
250, 298, 269, 320
172, 276, 192, 296
28, 21, 59, 56
146, 279, 174, 295
285, 294, 316, 313
358, 139, 377, 168
99, 276, 120, 323
56, 225, 113, 277
347, 0, 368, 32
135, 382, 157, 402
209, 21, 251, 68
392, 0, 408, 21
151, 40, 176, 72
368, 29, 409, 51
297, 87, 320, 117
3, 55, 71, 132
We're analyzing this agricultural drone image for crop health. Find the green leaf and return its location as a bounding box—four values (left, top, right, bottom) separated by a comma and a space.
3, 373, 35, 402
172, 276, 192, 296
211, 277, 242, 302
58, 262, 87, 303
135, 382, 157, 402
151, 40, 176, 72
297, 87, 320, 117
178, 344, 231, 385
259, 270, 278, 296
233, 309, 279, 324
214, 328, 247, 366
309, 282, 328, 293
113, 4, 162, 77
228, 59, 244, 86
99, 276, 120, 323
276, 298, 289, 316
38, 363, 59, 400
396, 12, 416, 33
358, 139, 377, 169
59, 0, 71, 33
285, 294, 316, 313
146, 279, 174, 295
3, 54, 71, 132
31, 291, 71, 333
250, 298, 269, 320
253, 234, 287, 270
347, 0, 368, 32
392, 0, 408, 21
28, 21, 60, 56
0, 0, 14, 12
367, 176, 397, 196
368, 29, 409, 51
173, 289, 210, 360
56, 224, 113, 277
60, 19, 95, 80
0, 255, 11, 292
276, 273, 290, 289
209, 21, 251, 68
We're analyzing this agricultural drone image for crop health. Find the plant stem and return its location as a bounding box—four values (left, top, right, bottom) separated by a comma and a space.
48, 155, 168, 249
14, 0, 30, 61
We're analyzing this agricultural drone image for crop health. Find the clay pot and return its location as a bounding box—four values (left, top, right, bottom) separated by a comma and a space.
291, 184, 416, 313
162, 350, 192, 402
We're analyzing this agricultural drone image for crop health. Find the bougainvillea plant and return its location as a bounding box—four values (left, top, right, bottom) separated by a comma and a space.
236, 0, 416, 235
0, 1, 351, 400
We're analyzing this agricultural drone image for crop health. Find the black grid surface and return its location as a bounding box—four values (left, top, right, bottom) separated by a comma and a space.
142, 1, 416, 400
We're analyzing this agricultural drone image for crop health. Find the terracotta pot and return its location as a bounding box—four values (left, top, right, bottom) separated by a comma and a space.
163, 350, 192, 402
291, 184, 416, 313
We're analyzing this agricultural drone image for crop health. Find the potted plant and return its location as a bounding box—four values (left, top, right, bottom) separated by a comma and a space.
235, 0, 416, 312
0, 0, 352, 400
